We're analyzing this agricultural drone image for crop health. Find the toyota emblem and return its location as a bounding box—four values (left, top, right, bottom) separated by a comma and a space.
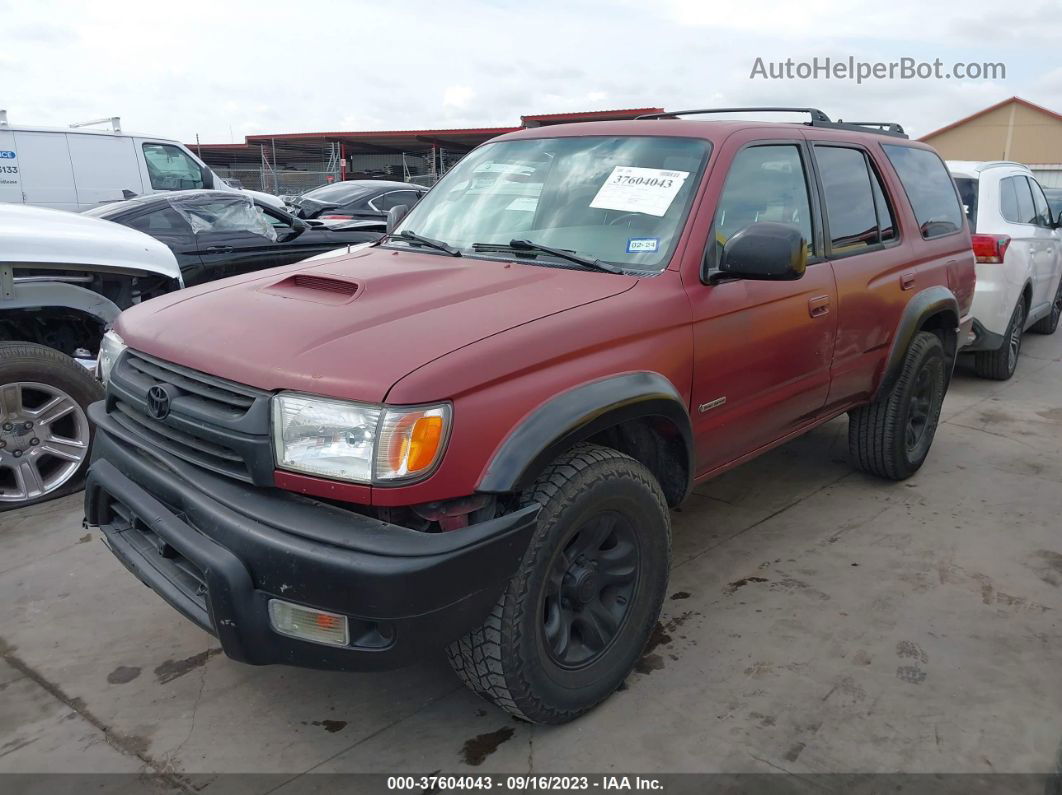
146, 385, 173, 420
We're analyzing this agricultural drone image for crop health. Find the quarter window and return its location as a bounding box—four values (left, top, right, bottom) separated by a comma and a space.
142, 143, 206, 191
1004, 176, 1037, 225
1000, 177, 1022, 223
714, 145, 813, 252
882, 145, 963, 238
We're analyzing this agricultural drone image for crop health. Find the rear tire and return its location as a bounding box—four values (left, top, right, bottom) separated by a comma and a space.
848, 331, 946, 481
974, 299, 1025, 380
0, 342, 102, 511
447, 443, 670, 724
1030, 282, 1062, 335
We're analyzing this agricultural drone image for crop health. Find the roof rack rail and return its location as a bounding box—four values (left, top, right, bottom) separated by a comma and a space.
635, 107, 908, 138
831, 120, 907, 138
635, 107, 832, 122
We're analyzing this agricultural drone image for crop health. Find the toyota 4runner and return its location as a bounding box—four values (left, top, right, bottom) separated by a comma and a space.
84, 108, 975, 724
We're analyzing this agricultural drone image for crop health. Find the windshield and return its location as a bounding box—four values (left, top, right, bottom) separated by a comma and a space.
392, 136, 711, 271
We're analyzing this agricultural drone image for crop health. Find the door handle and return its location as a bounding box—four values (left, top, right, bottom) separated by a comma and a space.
204, 245, 234, 254
900, 272, 916, 290
808, 295, 831, 318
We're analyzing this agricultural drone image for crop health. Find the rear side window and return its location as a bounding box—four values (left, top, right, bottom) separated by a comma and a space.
815, 146, 897, 254
882, 145, 963, 238
372, 190, 420, 211
816, 147, 877, 254
953, 177, 978, 230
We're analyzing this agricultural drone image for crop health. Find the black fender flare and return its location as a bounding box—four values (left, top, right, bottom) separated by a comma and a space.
875, 285, 959, 399
478, 372, 694, 498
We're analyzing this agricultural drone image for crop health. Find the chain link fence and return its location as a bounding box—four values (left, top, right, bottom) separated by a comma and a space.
211, 150, 467, 196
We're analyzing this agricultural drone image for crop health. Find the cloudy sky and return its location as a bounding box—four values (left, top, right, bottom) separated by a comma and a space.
2, 0, 1060, 143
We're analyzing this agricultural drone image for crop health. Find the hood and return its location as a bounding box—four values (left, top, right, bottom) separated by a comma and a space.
117, 246, 637, 402
0, 204, 180, 280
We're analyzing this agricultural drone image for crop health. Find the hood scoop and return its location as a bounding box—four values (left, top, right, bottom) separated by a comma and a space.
263, 273, 361, 304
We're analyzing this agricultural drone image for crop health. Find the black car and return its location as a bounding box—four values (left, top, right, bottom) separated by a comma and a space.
85, 191, 384, 286
288, 180, 427, 222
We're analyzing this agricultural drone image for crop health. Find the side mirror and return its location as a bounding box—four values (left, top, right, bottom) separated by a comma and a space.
200, 166, 215, 190
714, 222, 808, 282
278, 217, 307, 241
386, 204, 409, 234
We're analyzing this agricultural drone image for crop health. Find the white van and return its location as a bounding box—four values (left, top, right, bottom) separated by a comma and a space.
0, 112, 281, 211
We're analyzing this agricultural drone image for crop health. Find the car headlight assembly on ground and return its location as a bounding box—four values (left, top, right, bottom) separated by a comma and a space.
96, 330, 127, 385
271, 392, 450, 484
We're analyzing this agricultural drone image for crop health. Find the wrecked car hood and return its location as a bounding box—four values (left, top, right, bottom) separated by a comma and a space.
0, 203, 180, 280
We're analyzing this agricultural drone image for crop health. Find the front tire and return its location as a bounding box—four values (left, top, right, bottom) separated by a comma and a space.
447, 443, 670, 724
848, 331, 946, 481
974, 298, 1025, 380
0, 342, 102, 511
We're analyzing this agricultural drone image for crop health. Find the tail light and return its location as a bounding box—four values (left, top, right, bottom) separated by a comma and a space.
321, 214, 353, 222
971, 234, 1010, 264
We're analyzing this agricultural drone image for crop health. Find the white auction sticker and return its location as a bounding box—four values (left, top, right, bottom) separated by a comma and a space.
590, 166, 689, 217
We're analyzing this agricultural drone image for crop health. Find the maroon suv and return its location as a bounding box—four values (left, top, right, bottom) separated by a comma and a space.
85, 108, 975, 724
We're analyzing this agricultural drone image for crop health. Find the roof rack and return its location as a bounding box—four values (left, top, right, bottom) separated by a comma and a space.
635, 107, 908, 138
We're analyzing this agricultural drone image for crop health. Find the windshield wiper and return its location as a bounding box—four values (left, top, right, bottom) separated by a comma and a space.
387, 230, 462, 257
472, 239, 621, 274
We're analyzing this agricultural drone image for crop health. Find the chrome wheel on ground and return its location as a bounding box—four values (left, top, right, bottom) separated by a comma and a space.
0, 382, 90, 503
1007, 301, 1025, 373
974, 299, 1026, 381
0, 343, 103, 510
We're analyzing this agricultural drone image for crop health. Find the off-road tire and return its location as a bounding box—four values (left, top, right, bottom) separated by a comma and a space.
974, 299, 1025, 380
1030, 282, 1062, 335
447, 443, 670, 724
848, 331, 946, 481
0, 342, 102, 511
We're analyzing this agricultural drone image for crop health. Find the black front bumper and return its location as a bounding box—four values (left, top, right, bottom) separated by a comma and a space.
84, 402, 539, 671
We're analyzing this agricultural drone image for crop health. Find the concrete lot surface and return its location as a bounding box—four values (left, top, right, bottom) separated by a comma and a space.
2, 334, 1062, 789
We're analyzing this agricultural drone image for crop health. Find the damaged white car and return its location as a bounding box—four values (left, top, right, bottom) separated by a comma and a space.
0, 203, 181, 509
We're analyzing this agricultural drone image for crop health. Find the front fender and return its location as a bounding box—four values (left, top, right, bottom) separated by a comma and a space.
478, 371, 693, 495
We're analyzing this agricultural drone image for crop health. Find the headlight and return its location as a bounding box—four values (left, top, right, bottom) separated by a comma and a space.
272, 392, 450, 484
97, 330, 127, 385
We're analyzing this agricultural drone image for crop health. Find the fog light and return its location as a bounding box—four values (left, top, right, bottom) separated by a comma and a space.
268, 599, 349, 647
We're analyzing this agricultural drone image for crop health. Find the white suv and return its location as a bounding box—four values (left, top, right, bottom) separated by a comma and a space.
949, 161, 1062, 379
